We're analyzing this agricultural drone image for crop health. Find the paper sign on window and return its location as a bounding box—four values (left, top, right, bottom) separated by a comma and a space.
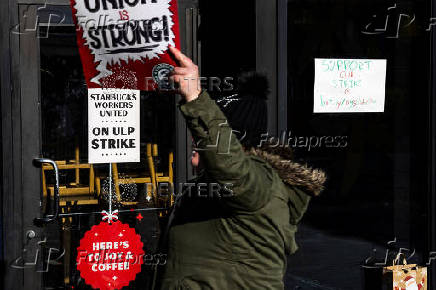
314, 58, 387, 113
88, 88, 140, 164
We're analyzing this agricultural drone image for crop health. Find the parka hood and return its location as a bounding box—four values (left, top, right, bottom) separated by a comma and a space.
246, 146, 327, 197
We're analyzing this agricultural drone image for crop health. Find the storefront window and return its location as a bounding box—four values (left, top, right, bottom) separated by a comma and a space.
286, 0, 431, 288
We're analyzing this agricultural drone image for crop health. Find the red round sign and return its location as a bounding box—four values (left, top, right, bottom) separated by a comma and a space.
76, 221, 144, 290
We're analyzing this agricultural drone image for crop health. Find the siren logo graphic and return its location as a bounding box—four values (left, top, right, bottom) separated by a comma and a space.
152, 63, 174, 89
71, 0, 180, 90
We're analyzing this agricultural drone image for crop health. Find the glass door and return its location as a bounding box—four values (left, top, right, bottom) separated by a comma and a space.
8, 4, 179, 289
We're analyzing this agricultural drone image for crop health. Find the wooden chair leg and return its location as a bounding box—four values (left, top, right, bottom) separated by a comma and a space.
60, 206, 71, 285
42, 168, 47, 197
74, 146, 80, 185
90, 165, 95, 195
147, 144, 158, 204
96, 177, 101, 197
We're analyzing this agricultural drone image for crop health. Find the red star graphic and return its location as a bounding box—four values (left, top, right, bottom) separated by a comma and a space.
136, 213, 143, 222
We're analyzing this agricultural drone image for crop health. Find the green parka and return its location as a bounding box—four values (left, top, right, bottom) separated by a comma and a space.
157, 91, 326, 289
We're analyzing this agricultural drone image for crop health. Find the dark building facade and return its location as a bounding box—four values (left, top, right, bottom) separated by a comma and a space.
1, 0, 436, 289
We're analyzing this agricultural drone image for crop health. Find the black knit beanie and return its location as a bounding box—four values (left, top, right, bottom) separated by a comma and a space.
216, 71, 269, 148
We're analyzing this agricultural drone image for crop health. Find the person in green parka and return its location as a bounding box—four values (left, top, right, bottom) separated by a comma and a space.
154, 47, 327, 290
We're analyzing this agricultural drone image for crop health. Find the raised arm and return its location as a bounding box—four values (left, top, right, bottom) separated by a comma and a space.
169, 47, 275, 212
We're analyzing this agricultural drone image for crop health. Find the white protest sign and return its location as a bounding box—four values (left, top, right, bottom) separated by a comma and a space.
314, 58, 387, 113
88, 88, 140, 163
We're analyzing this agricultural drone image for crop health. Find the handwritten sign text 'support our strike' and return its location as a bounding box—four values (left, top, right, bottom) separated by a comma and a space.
314, 58, 387, 113
88, 88, 140, 164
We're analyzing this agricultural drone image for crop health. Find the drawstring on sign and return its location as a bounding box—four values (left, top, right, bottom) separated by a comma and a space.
101, 210, 119, 223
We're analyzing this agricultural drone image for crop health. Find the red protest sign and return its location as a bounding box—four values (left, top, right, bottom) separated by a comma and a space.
70, 0, 180, 90
76, 221, 144, 290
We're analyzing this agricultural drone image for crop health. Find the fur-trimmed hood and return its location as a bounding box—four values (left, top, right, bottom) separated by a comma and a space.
246, 146, 327, 197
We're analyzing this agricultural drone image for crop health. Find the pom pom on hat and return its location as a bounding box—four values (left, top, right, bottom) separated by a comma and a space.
216, 71, 269, 148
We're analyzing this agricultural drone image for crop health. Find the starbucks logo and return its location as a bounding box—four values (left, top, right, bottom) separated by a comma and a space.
152, 63, 174, 90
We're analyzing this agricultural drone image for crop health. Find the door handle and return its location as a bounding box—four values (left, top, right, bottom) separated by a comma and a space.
33, 158, 60, 224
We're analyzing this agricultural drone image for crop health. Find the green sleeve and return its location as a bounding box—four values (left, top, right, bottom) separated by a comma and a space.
288, 186, 311, 225
179, 91, 274, 212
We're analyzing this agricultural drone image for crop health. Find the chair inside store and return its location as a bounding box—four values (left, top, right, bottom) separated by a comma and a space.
42, 146, 98, 208
41, 143, 173, 285
95, 143, 174, 209
41, 145, 99, 238
43, 143, 174, 208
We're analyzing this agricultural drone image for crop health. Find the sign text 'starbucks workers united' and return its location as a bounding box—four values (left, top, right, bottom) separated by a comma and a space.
88, 88, 140, 163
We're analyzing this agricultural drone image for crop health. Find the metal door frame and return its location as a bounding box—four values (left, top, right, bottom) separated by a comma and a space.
1, 0, 23, 287
1, 2, 43, 289
429, 0, 436, 287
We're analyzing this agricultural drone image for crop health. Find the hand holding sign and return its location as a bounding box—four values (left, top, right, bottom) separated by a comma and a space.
169, 46, 201, 102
